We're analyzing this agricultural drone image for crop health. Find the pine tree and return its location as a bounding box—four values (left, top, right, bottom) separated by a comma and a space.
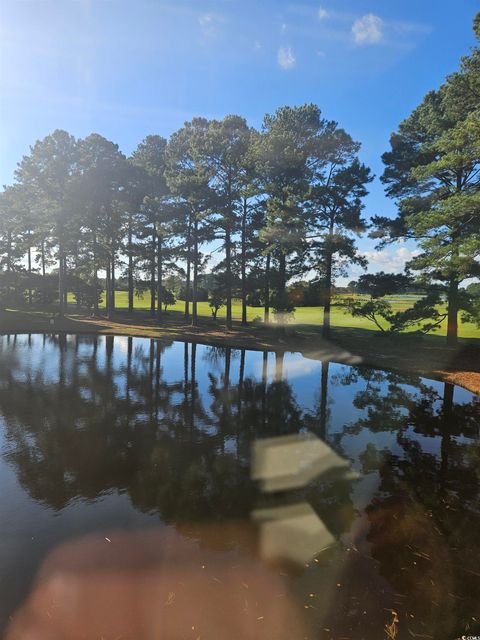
379, 14, 480, 344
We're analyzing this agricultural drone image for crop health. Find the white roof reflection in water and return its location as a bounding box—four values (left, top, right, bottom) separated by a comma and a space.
252, 502, 335, 565
252, 432, 357, 493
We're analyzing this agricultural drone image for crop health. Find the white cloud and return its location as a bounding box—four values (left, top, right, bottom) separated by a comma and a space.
198, 13, 218, 38
360, 245, 421, 272
199, 14, 213, 27
352, 14, 384, 45
277, 45, 296, 70
318, 6, 328, 20
281, 22, 287, 34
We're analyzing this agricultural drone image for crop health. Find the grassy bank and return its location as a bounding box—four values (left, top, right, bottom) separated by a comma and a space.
67, 291, 480, 339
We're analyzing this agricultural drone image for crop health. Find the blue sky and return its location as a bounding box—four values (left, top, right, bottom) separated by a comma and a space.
0, 0, 478, 278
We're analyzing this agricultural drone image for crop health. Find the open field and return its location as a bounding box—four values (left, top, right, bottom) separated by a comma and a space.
69, 291, 480, 339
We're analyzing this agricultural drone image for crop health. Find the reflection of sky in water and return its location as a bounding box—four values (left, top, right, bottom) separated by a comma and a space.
1, 335, 477, 441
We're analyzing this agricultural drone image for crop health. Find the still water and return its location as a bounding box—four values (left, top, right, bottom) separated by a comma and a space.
0, 334, 479, 639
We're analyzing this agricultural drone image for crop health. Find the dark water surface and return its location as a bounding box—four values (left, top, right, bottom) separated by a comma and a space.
0, 334, 479, 639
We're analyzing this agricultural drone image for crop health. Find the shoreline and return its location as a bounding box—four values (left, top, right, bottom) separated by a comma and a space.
1, 309, 480, 395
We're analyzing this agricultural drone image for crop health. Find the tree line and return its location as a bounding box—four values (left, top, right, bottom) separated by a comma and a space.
0, 12, 479, 344
0, 104, 372, 339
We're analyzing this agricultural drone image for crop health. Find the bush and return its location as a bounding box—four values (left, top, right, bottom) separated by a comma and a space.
32, 274, 58, 306
209, 290, 225, 319
72, 280, 103, 310
0, 272, 27, 309
287, 280, 322, 306
245, 291, 263, 306
162, 288, 176, 310
271, 291, 295, 315
179, 286, 208, 302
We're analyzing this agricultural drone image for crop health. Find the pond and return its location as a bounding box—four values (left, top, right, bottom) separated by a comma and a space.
0, 334, 479, 640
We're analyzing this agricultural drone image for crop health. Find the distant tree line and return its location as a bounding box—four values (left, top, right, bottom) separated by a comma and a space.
0, 12, 479, 344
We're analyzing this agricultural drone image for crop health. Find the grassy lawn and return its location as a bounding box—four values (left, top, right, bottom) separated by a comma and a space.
69, 291, 480, 340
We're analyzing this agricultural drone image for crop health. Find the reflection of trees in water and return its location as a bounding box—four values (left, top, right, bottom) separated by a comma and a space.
1, 336, 170, 509
330, 364, 480, 639
302, 361, 330, 440
336, 366, 438, 434
0, 340, 305, 522
0, 340, 358, 538
365, 407, 480, 638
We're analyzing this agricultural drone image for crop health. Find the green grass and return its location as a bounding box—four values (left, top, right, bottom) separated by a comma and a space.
67, 291, 480, 339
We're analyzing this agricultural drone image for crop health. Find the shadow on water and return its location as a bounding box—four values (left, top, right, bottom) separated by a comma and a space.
0, 334, 479, 639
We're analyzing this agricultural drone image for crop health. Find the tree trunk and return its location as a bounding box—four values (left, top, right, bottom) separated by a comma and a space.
58, 246, 65, 317
58, 256, 63, 314
110, 253, 116, 316
225, 227, 232, 329
322, 247, 334, 340
128, 216, 134, 315
63, 256, 68, 311
93, 232, 99, 316
150, 229, 156, 318
75, 253, 81, 310
156, 231, 163, 322
278, 251, 286, 297
241, 198, 248, 325
27, 244, 32, 306
446, 277, 459, 346
264, 253, 271, 324
185, 216, 192, 319
192, 219, 198, 327
106, 260, 111, 319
